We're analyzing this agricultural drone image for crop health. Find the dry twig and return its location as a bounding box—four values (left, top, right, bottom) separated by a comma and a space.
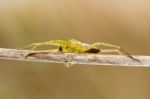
0, 48, 150, 67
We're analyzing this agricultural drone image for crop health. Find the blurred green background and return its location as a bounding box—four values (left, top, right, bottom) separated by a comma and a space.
0, 0, 150, 99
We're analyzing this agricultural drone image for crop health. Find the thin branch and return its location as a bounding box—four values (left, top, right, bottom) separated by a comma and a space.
0, 48, 150, 67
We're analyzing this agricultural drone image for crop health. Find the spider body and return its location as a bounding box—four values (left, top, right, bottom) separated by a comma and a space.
24, 39, 100, 53
56, 39, 100, 53
84, 48, 100, 53
24, 39, 139, 61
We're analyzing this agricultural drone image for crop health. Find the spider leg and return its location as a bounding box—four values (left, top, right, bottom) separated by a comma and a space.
23, 43, 38, 50
100, 49, 123, 54
23, 42, 51, 50
92, 42, 139, 61
100, 49, 139, 61
86, 42, 120, 51
23, 40, 67, 50
23, 41, 59, 57
25, 49, 60, 57
23, 43, 41, 57
92, 42, 120, 48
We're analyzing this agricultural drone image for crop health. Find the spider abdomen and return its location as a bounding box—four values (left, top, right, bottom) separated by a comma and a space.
84, 48, 100, 53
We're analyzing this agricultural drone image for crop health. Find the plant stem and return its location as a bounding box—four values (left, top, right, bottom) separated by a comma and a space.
0, 48, 149, 67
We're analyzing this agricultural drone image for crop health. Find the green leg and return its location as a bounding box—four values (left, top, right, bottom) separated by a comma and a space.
23, 42, 50, 50
23, 42, 59, 57
100, 49, 139, 61
92, 42, 120, 48
91, 42, 139, 61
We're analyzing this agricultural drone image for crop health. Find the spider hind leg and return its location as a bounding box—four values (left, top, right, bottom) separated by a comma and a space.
93, 42, 139, 61
100, 49, 139, 61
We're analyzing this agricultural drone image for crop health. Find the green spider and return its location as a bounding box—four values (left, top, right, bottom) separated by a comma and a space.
23, 39, 139, 61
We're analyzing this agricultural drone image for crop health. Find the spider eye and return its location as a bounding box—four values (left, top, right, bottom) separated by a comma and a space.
84, 48, 100, 53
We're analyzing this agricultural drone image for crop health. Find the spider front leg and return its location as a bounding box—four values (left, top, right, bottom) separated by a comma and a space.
23, 41, 65, 57
23, 43, 45, 57
24, 49, 61, 58
23, 42, 54, 57
23, 42, 47, 50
